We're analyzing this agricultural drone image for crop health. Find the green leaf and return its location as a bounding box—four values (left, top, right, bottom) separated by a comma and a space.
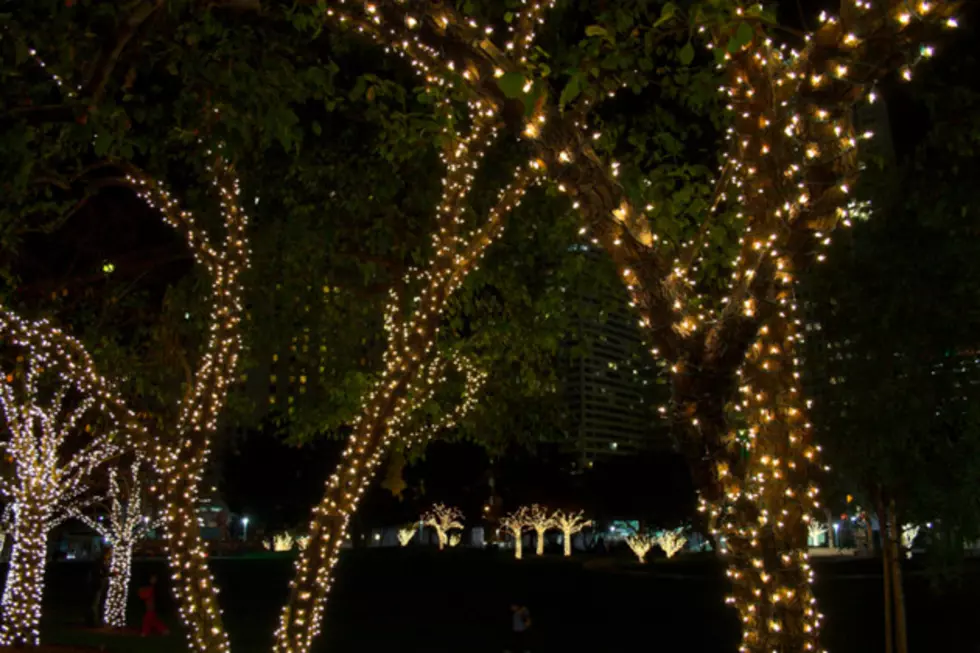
497, 72, 527, 99
655, 2, 677, 28
559, 74, 582, 110
311, 121, 322, 136
733, 22, 754, 50
678, 42, 695, 66
93, 132, 111, 157
504, 12, 514, 23
585, 25, 608, 38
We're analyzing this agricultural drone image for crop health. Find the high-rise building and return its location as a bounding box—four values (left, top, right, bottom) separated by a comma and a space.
561, 246, 664, 469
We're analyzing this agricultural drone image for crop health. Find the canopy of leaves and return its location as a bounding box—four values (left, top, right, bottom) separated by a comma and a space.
802, 22, 980, 566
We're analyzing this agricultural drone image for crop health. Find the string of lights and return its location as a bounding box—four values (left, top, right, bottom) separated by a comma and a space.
322, 1, 959, 650
66, 458, 160, 628
551, 510, 592, 558
273, 68, 540, 652
421, 503, 464, 550
0, 308, 140, 646
11, 41, 249, 652
499, 506, 532, 560
124, 152, 251, 653
525, 504, 555, 556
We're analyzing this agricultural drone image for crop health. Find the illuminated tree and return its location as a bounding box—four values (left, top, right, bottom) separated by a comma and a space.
657, 528, 688, 559
626, 533, 656, 564
900, 524, 920, 559
422, 503, 464, 551
552, 510, 591, 557
807, 522, 829, 548
295, 536, 311, 552
319, 2, 960, 649
270, 533, 296, 552
525, 504, 555, 556
67, 458, 160, 628
397, 525, 416, 547
500, 507, 531, 560
448, 533, 461, 548
124, 153, 251, 653
274, 64, 533, 653
0, 308, 138, 646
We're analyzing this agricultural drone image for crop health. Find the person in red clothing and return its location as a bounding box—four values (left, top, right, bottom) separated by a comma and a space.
138, 575, 170, 637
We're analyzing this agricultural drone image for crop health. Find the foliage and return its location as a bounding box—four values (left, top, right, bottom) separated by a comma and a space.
802, 21, 980, 574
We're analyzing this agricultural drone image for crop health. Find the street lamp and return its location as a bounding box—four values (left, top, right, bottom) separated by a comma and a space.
242, 516, 250, 542
832, 522, 840, 549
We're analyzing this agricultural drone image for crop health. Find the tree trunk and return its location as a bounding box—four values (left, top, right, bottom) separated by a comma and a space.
273, 377, 415, 653
876, 494, 894, 653
535, 528, 545, 556
514, 531, 523, 560
0, 501, 50, 646
676, 328, 821, 653
563, 529, 572, 557
887, 500, 908, 653
436, 530, 446, 551
103, 539, 134, 628
160, 473, 229, 653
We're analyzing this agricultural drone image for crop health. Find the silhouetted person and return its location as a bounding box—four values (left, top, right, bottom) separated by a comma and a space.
138, 574, 169, 636
506, 603, 531, 653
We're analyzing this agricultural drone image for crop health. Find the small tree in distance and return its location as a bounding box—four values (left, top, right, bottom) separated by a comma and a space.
500, 507, 531, 560
67, 458, 160, 628
552, 510, 591, 557
422, 504, 464, 551
626, 533, 655, 564
397, 525, 416, 547
656, 529, 688, 559
807, 522, 829, 548
526, 504, 555, 556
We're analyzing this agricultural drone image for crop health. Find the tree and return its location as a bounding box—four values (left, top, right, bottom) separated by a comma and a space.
552, 509, 591, 557
807, 523, 828, 548
500, 506, 531, 560
67, 458, 160, 628
800, 20, 980, 653
525, 504, 555, 556
124, 152, 250, 653
272, 63, 536, 653
397, 524, 416, 546
0, 307, 139, 646
656, 528, 688, 559
422, 503, 464, 551
318, 2, 960, 649
626, 532, 655, 564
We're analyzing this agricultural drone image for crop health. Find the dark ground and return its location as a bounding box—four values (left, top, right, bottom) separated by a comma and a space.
32, 548, 980, 652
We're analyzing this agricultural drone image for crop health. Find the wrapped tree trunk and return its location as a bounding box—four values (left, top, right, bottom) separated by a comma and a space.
124, 154, 250, 653
159, 472, 228, 651
272, 100, 531, 651
876, 493, 894, 653
103, 540, 135, 628
0, 502, 50, 646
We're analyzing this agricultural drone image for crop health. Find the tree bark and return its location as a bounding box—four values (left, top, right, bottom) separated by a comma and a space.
535, 528, 546, 556
273, 365, 421, 653
887, 500, 908, 653
514, 531, 523, 560
0, 502, 50, 646
562, 529, 572, 557
160, 473, 229, 653
103, 539, 135, 628
876, 493, 894, 653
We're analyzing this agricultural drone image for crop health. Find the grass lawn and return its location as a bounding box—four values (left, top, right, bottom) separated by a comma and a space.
30, 548, 980, 652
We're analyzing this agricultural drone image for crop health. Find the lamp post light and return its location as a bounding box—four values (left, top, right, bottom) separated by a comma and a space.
242, 516, 250, 542
832, 522, 840, 550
